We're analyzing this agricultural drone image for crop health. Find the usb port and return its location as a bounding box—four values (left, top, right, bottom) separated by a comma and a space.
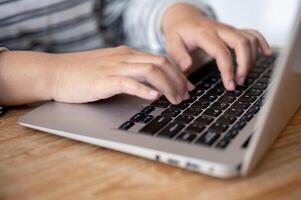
167, 158, 179, 166
186, 162, 199, 170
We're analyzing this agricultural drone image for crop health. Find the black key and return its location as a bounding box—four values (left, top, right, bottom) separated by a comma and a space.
217, 115, 236, 125
224, 107, 244, 117
197, 130, 221, 146
141, 115, 154, 123
253, 82, 268, 90
170, 102, 190, 110
216, 139, 230, 149
203, 108, 222, 117
258, 76, 269, 84
141, 106, 155, 114
161, 107, 181, 117
211, 102, 229, 110
246, 88, 263, 97
232, 101, 251, 110
195, 115, 214, 125
218, 94, 236, 104
232, 121, 247, 130
196, 82, 211, 90
208, 88, 225, 96
119, 121, 134, 130
174, 115, 194, 124
210, 122, 229, 132
130, 113, 145, 122
139, 116, 171, 135
176, 132, 196, 143
158, 123, 184, 138
182, 107, 203, 117
200, 93, 218, 101
186, 123, 206, 133
251, 67, 265, 73
226, 90, 242, 98
151, 99, 170, 108
241, 113, 253, 122
245, 77, 255, 86
247, 72, 260, 79
248, 106, 260, 115
191, 99, 211, 109
190, 88, 205, 96
240, 94, 257, 103
204, 75, 219, 84
182, 96, 198, 104
223, 129, 239, 140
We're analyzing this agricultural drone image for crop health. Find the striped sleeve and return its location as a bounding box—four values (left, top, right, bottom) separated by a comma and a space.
100, 0, 216, 54
124, 0, 216, 54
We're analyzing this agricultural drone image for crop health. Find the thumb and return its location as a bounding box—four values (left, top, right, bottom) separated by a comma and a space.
165, 35, 192, 72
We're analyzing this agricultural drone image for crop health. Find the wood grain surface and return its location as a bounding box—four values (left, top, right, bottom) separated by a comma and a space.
1, 106, 301, 200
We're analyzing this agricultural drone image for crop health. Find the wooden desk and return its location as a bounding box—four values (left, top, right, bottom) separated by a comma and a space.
1, 106, 301, 200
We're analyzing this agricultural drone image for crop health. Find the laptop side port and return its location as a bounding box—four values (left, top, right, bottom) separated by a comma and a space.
186, 162, 199, 170
167, 158, 179, 166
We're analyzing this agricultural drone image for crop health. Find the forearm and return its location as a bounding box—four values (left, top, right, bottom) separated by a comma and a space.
0, 51, 55, 106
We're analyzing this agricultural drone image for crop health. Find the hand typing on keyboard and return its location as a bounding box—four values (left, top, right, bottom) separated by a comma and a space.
162, 3, 272, 91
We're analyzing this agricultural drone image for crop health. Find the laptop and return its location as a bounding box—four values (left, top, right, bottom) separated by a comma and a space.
19, 9, 301, 178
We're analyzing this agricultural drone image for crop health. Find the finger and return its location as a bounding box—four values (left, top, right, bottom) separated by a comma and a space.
109, 63, 180, 104
165, 34, 192, 72
108, 76, 160, 100
218, 29, 253, 86
244, 29, 272, 56
241, 31, 259, 64
123, 54, 192, 100
195, 32, 235, 91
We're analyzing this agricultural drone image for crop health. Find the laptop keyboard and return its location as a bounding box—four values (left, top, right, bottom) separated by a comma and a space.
119, 54, 277, 149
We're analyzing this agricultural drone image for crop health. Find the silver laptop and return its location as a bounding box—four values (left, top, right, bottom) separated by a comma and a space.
19, 9, 301, 178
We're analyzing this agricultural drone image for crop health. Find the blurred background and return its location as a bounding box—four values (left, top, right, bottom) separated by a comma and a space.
203, 0, 300, 47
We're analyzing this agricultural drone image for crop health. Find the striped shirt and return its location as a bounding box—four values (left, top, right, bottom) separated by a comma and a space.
0, 0, 215, 54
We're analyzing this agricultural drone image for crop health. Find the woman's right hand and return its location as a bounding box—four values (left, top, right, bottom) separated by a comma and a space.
51, 46, 194, 105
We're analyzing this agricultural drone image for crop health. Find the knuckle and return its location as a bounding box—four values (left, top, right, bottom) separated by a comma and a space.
198, 27, 215, 36
156, 56, 169, 66
217, 48, 231, 59
145, 64, 159, 74
237, 37, 250, 47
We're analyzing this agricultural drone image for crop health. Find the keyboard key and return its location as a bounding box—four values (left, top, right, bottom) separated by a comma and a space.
217, 115, 236, 125
195, 116, 214, 125
200, 93, 218, 101
208, 88, 225, 96
197, 82, 211, 90
218, 94, 236, 104
253, 82, 268, 90
216, 139, 230, 149
191, 99, 211, 109
161, 107, 181, 117
139, 116, 171, 135
211, 102, 229, 110
232, 101, 251, 110
240, 94, 257, 103
258, 77, 269, 84
241, 113, 254, 122
203, 108, 222, 117
175, 115, 194, 124
119, 121, 134, 130
204, 75, 219, 84
232, 121, 247, 131
224, 107, 244, 117
170, 102, 190, 110
197, 130, 221, 146
176, 132, 196, 143
182, 96, 198, 104
223, 129, 239, 140
130, 113, 145, 122
247, 72, 260, 79
140, 106, 155, 114
190, 88, 205, 96
246, 88, 263, 96
210, 122, 229, 132
141, 115, 154, 123
182, 107, 203, 117
248, 106, 260, 115
186, 123, 206, 133
151, 98, 170, 108
158, 123, 184, 138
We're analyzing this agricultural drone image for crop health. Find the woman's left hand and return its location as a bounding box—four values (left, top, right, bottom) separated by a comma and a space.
162, 3, 272, 91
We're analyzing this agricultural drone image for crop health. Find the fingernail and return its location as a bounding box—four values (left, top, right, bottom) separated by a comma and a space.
228, 80, 236, 91
149, 90, 159, 99
176, 94, 182, 104
187, 81, 195, 91
237, 76, 246, 86
183, 92, 190, 100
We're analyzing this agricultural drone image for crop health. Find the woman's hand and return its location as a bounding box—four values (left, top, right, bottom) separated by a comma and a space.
0, 46, 194, 106
162, 3, 272, 90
